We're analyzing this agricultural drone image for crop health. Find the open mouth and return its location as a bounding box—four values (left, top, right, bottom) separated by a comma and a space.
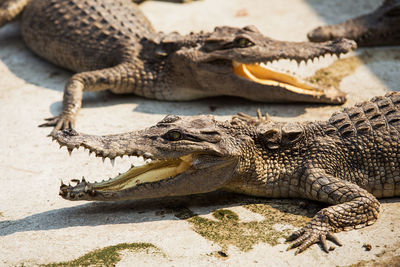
59, 154, 195, 199
232, 60, 324, 95
94, 155, 193, 191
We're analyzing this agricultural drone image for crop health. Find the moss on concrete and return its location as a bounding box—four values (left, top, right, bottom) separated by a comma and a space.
307, 49, 400, 90
173, 198, 318, 251
42, 242, 162, 267
307, 56, 363, 89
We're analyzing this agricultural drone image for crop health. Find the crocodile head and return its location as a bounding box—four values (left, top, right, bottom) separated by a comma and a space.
53, 115, 252, 201
307, 0, 400, 47
156, 25, 356, 104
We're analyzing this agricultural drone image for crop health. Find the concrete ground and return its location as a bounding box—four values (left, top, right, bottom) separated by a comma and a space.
0, 0, 399, 266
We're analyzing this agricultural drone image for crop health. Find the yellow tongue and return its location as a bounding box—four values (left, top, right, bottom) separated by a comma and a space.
233, 62, 323, 95
95, 155, 194, 191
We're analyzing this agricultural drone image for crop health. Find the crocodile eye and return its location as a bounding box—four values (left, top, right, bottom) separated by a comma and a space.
235, 37, 254, 48
165, 130, 182, 141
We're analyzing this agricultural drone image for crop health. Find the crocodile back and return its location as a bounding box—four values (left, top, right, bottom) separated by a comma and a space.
326, 92, 400, 197
20, 0, 155, 71
328, 92, 400, 138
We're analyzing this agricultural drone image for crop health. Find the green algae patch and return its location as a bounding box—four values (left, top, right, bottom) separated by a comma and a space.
43, 242, 162, 267
174, 198, 318, 252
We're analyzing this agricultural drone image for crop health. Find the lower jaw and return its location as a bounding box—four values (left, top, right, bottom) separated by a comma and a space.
89, 154, 194, 192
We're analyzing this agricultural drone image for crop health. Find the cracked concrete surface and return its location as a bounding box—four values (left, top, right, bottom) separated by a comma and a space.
0, 0, 399, 266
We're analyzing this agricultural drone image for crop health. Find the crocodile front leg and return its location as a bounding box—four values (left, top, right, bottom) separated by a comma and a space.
287, 167, 380, 254
39, 62, 136, 133
0, 0, 29, 27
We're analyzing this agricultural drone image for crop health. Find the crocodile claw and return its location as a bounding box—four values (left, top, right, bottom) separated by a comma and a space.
286, 216, 342, 254
39, 114, 76, 134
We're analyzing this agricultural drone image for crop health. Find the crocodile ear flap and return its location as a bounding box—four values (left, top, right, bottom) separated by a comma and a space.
262, 128, 281, 150
281, 123, 303, 145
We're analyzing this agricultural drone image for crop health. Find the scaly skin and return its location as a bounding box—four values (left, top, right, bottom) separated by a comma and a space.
308, 0, 400, 47
52, 92, 400, 254
0, 0, 356, 132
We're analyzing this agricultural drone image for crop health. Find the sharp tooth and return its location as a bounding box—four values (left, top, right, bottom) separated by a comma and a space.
71, 179, 80, 184
82, 177, 86, 183
144, 152, 153, 158
232, 61, 240, 68
60, 179, 65, 186
84, 185, 90, 192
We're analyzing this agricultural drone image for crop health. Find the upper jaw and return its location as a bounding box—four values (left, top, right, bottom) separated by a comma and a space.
52, 129, 156, 162
201, 37, 356, 64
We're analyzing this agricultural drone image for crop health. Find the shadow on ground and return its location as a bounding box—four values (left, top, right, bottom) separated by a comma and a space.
0, 191, 321, 240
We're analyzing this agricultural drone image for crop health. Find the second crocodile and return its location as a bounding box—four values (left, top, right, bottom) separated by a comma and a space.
0, 0, 356, 131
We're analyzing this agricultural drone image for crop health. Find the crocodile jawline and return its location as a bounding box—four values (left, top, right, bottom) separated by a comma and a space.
92, 154, 194, 192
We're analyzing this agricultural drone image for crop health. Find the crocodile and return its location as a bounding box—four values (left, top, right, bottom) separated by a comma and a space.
52, 92, 400, 254
308, 0, 400, 47
0, 0, 356, 132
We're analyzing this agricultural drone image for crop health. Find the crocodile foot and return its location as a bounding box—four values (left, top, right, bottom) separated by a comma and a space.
286, 213, 342, 254
39, 114, 76, 133
232, 109, 270, 126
